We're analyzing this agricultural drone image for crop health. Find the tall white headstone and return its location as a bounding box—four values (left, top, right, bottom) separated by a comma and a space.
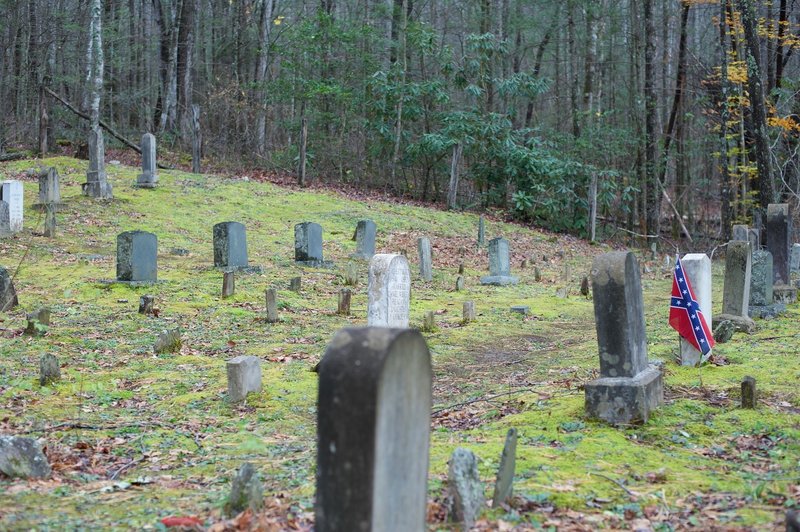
0, 181, 23, 232
679, 253, 712, 367
368, 254, 411, 328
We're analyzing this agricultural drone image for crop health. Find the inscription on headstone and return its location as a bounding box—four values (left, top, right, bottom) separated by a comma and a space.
367, 254, 411, 328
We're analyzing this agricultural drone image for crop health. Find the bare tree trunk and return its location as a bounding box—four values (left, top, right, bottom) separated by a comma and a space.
298, 109, 308, 186
255, 0, 276, 155
447, 143, 463, 210
643, 0, 659, 244
719, 0, 732, 240
191, 103, 201, 173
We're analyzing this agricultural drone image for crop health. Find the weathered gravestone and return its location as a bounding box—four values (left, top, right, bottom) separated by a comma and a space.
222, 271, 235, 298
749, 250, 784, 318
463, 301, 475, 323
448, 447, 485, 529
0, 201, 10, 238
584, 252, 663, 425
35, 167, 61, 208
732, 224, 759, 250
352, 220, 376, 259
477, 216, 485, 247
316, 327, 431, 532
39, 354, 60, 386
224, 462, 264, 517
83, 127, 113, 199
417, 236, 433, 281
741, 376, 757, 409
136, 133, 158, 187
679, 254, 712, 367
791, 243, 800, 274
491, 428, 517, 507
337, 288, 351, 316
766, 204, 791, 285
367, 254, 411, 328
43, 207, 56, 238
116, 231, 157, 282
213, 222, 249, 270
0, 265, 19, 311
0, 180, 23, 232
714, 241, 756, 333
265, 288, 279, 323
226, 355, 262, 402
154, 328, 181, 354
480, 237, 519, 286
0, 436, 51, 479
295, 222, 329, 266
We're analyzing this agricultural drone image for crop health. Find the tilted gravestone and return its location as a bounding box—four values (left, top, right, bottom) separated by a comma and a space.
0, 265, 19, 311
226, 355, 262, 402
295, 222, 328, 266
316, 327, 431, 532
448, 447, 485, 529
0, 436, 51, 479
480, 237, 518, 286
367, 254, 411, 328
584, 251, 663, 424
83, 127, 113, 199
136, 133, 158, 187
116, 231, 158, 282
766, 204, 792, 285
213, 222, 249, 269
352, 220, 376, 259
0, 180, 23, 232
36, 167, 61, 208
679, 254, 712, 367
749, 250, 784, 318
0, 201, 10, 237
491, 428, 517, 507
417, 236, 433, 281
732, 224, 759, 250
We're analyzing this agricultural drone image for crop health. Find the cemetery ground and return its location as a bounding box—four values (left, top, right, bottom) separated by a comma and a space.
1, 157, 799, 531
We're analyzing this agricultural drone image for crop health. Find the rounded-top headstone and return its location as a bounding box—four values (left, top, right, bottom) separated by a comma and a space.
367, 254, 411, 328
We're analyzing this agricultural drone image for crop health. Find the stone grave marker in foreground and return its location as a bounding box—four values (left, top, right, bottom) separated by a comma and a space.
367, 254, 411, 328
213, 222, 249, 269
295, 222, 330, 267
0, 180, 23, 232
116, 231, 158, 282
136, 133, 159, 187
417, 236, 433, 281
714, 241, 756, 333
584, 251, 663, 424
679, 254, 712, 367
316, 327, 431, 532
480, 237, 519, 286
0, 265, 19, 311
749, 250, 784, 318
352, 219, 376, 259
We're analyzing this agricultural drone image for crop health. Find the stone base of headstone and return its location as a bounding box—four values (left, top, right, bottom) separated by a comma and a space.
748, 303, 786, 319
81, 180, 113, 199
224, 463, 264, 517
773, 284, 797, 304
295, 259, 334, 268
712, 313, 756, 334
584, 365, 663, 425
510, 306, 529, 315
479, 275, 518, 286
134, 175, 158, 188
0, 436, 51, 479
226, 356, 262, 402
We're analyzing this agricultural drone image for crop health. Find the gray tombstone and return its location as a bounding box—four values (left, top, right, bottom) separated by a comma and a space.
295, 222, 326, 266
213, 222, 249, 269
733, 224, 759, 250
477, 216, 485, 247
749, 250, 784, 318
116, 230, 158, 282
0, 265, 19, 311
0, 180, 23, 232
0, 201, 10, 238
367, 254, 411, 328
791, 243, 800, 274
226, 355, 262, 402
721, 241, 752, 317
316, 327, 431, 532
136, 133, 158, 187
418, 236, 433, 281
225, 463, 264, 517
584, 252, 663, 425
83, 127, 113, 199
39, 354, 60, 386
679, 254, 712, 367
353, 220, 376, 259
766, 203, 791, 285
448, 447, 485, 529
491, 428, 517, 507
37, 168, 61, 207
0, 436, 51, 479
480, 237, 518, 286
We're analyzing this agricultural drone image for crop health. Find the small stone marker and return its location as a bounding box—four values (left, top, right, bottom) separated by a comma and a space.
534, 267, 541, 282
422, 310, 435, 332
463, 301, 475, 323
418, 236, 433, 281
265, 288, 279, 322
0, 201, 10, 237
25, 309, 50, 337
337, 288, 351, 315
43, 206, 56, 238
477, 216, 485, 247
83, 127, 113, 199
222, 271, 235, 298
480, 237, 518, 286
555, 287, 568, 299
741, 376, 756, 408
316, 327, 431, 532
721, 241, 752, 317
343, 262, 359, 286
36, 167, 61, 207
213, 222, 249, 270
679, 254, 712, 367
510, 305, 529, 315
584, 252, 663, 424
749, 250, 783, 319
0, 436, 51, 479
458, 263, 465, 275
154, 328, 181, 354
766, 203, 791, 285
455, 275, 464, 291
0, 180, 23, 232
139, 295, 155, 315
367, 254, 411, 328
117, 231, 158, 282
773, 284, 798, 304
352, 219, 376, 259
491, 428, 517, 507
791, 243, 800, 273
448, 447, 485, 529
289, 276, 301, 291
39, 354, 60, 386
225, 463, 264, 517
136, 133, 158, 187
733, 224, 759, 250
226, 355, 262, 402
580, 276, 590, 297
0, 265, 18, 311
295, 222, 327, 266
713, 320, 735, 343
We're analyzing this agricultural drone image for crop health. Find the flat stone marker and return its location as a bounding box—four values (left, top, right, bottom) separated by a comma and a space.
367, 254, 411, 328
117, 231, 158, 282
510, 305, 529, 315
491, 428, 517, 507
352, 220, 376, 259
0, 180, 23, 232
463, 301, 475, 323
584, 251, 663, 425
226, 355, 262, 402
749, 250, 784, 318
136, 133, 158, 187
316, 327, 431, 532
36, 167, 61, 207
222, 271, 235, 298
0, 265, 19, 311
766, 204, 791, 284
722, 241, 752, 316
39, 354, 60, 386
213, 222, 248, 269
480, 237, 518, 286
0, 436, 51, 479
791, 243, 800, 273
265, 288, 279, 322
225, 462, 264, 517
83, 127, 113, 199
0, 201, 10, 237
295, 222, 328, 266
418, 236, 433, 281
679, 254, 712, 367
448, 447, 485, 529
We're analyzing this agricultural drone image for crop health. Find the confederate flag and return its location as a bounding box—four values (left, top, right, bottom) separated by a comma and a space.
669, 255, 715, 357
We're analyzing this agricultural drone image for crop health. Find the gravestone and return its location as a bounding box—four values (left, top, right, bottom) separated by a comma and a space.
367, 254, 411, 328
584, 252, 663, 425
721, 241, 751, 317
0, 436, 51, 479
463, 301, 475, 323
265, 288, 279, 323
791, 244, 800, 274
36, 167, 61, 207
139, 295, 155, 315
43, 207, 56, 238
352, 220, 376, 259
732, 224, 758, 249
338, 288, 351, 315
491, 428, 517, 507
225, 463, 264, 517
316, 327, 431, 532
343, 262, 359, 286
447, 447, 484, 529
741, 376, 756, 409
766, 204, 791, 285
295, 222, 328, 266
39, 354, 60, 386
289, 276, 301, 291
0, 180, 23, 232
83, 127, 113, 199
510, 305, 529, 315
480, 238, 518, 286
477, 216, 485, 247
222, 271, 235, 298
422, 310, 436, 332
136, 133, 158, 187
417, 237, 433, 281
455, 275, 464, 291
0, 201, 10, 237
154, 329, 181, 354
749, 250, 784, 318
116, 231, 157, 282
226, 355, 262, 402
0, 265, 19, 311
213, 222, 249, 269
679, 254, 712, 367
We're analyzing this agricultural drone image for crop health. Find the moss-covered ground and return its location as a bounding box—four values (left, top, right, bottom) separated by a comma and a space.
0, 157, 798, 530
